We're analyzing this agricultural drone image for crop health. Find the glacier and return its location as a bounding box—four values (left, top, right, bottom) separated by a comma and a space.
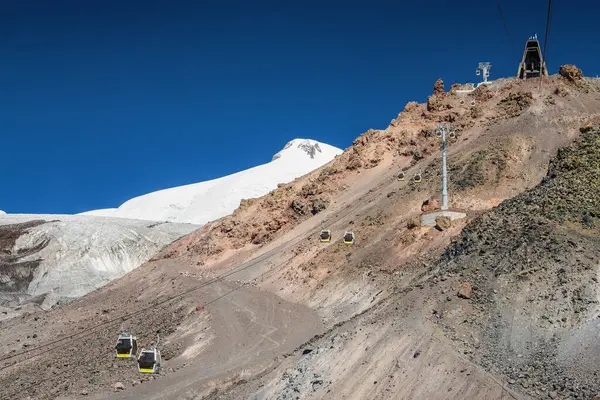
0, 214, 198, 310
0, 137, 341, 312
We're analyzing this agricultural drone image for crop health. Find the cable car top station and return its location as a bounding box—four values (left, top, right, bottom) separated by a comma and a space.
517, 34, 548, 79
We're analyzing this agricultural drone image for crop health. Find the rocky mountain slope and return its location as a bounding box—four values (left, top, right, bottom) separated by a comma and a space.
433, 125, 600, 399
79, 139, 342, 225
1, 67, 599, 400
215, 108, 600, 400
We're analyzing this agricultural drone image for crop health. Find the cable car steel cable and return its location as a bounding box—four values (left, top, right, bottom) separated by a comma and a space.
540, 0, 554, 92
542, 0, 553, 65
495, 0, 516, 54
0, 145, 445, 375
0, 155, 439, 378
0, 162, 423, 370
0, 158, 446, 400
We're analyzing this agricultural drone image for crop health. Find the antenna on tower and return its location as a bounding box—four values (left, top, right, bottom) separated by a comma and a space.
477, 62, 492, 84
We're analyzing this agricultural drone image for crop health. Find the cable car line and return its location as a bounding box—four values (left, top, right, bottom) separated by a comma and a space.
542, 0, 553, 65
0, 162, 425, 371
495, 0, 515, 54
540, 0, 553, 92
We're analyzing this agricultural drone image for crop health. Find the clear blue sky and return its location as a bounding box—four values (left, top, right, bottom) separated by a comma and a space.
1, 0, 598, 214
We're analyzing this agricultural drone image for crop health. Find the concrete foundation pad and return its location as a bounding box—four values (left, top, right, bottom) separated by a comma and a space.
421, 211, 467, 227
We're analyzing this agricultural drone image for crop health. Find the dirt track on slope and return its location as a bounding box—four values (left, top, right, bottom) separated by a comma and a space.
0, 259, 323, 400
84, 278, 323, 400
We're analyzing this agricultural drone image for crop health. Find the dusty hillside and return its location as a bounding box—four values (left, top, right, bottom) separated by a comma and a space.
159, 69, 600, 270
215, 127, 600, 400
1, 69, 600, 400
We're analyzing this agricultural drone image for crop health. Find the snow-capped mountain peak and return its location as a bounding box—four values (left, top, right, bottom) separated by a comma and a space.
272, 139, 324, 161
79, 138, 343, 225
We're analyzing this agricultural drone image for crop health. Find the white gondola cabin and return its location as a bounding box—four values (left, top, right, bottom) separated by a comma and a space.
319, 229, 331, 243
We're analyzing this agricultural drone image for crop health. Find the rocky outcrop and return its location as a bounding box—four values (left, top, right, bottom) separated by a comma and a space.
559, 64, 584, 83
404, 101, 420, 113
435, 216, 452, 231
433, 78, 445, 96
471, 84, 493, 102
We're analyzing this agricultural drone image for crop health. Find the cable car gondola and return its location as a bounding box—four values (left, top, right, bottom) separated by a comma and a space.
138, 333, 161, 374
413, 171, 422, 183
449, 131, 456, 140
319, 229, 331, 243
343, 231, 355, 245
115, 333, 138, 358
137, 348, 161, 374
396, 171, 405, 181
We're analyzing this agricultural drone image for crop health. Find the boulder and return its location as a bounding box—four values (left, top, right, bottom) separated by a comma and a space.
406, 216, 422, 229
559, 64, 584, 82
435, 216, 452, 231
421, 198, 441, 213
457, 282, 472, 299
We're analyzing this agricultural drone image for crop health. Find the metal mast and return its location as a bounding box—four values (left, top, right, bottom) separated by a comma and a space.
437, 124, 450, 210
478, 62, 492, 83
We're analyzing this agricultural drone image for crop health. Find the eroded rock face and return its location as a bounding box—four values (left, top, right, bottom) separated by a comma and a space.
0, 220, 48, 294
427, 95, 445, 112
559, 65, 584, 83
497, 91, 534, 118
471, 84, 493, 102
346, 152, 363, 170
